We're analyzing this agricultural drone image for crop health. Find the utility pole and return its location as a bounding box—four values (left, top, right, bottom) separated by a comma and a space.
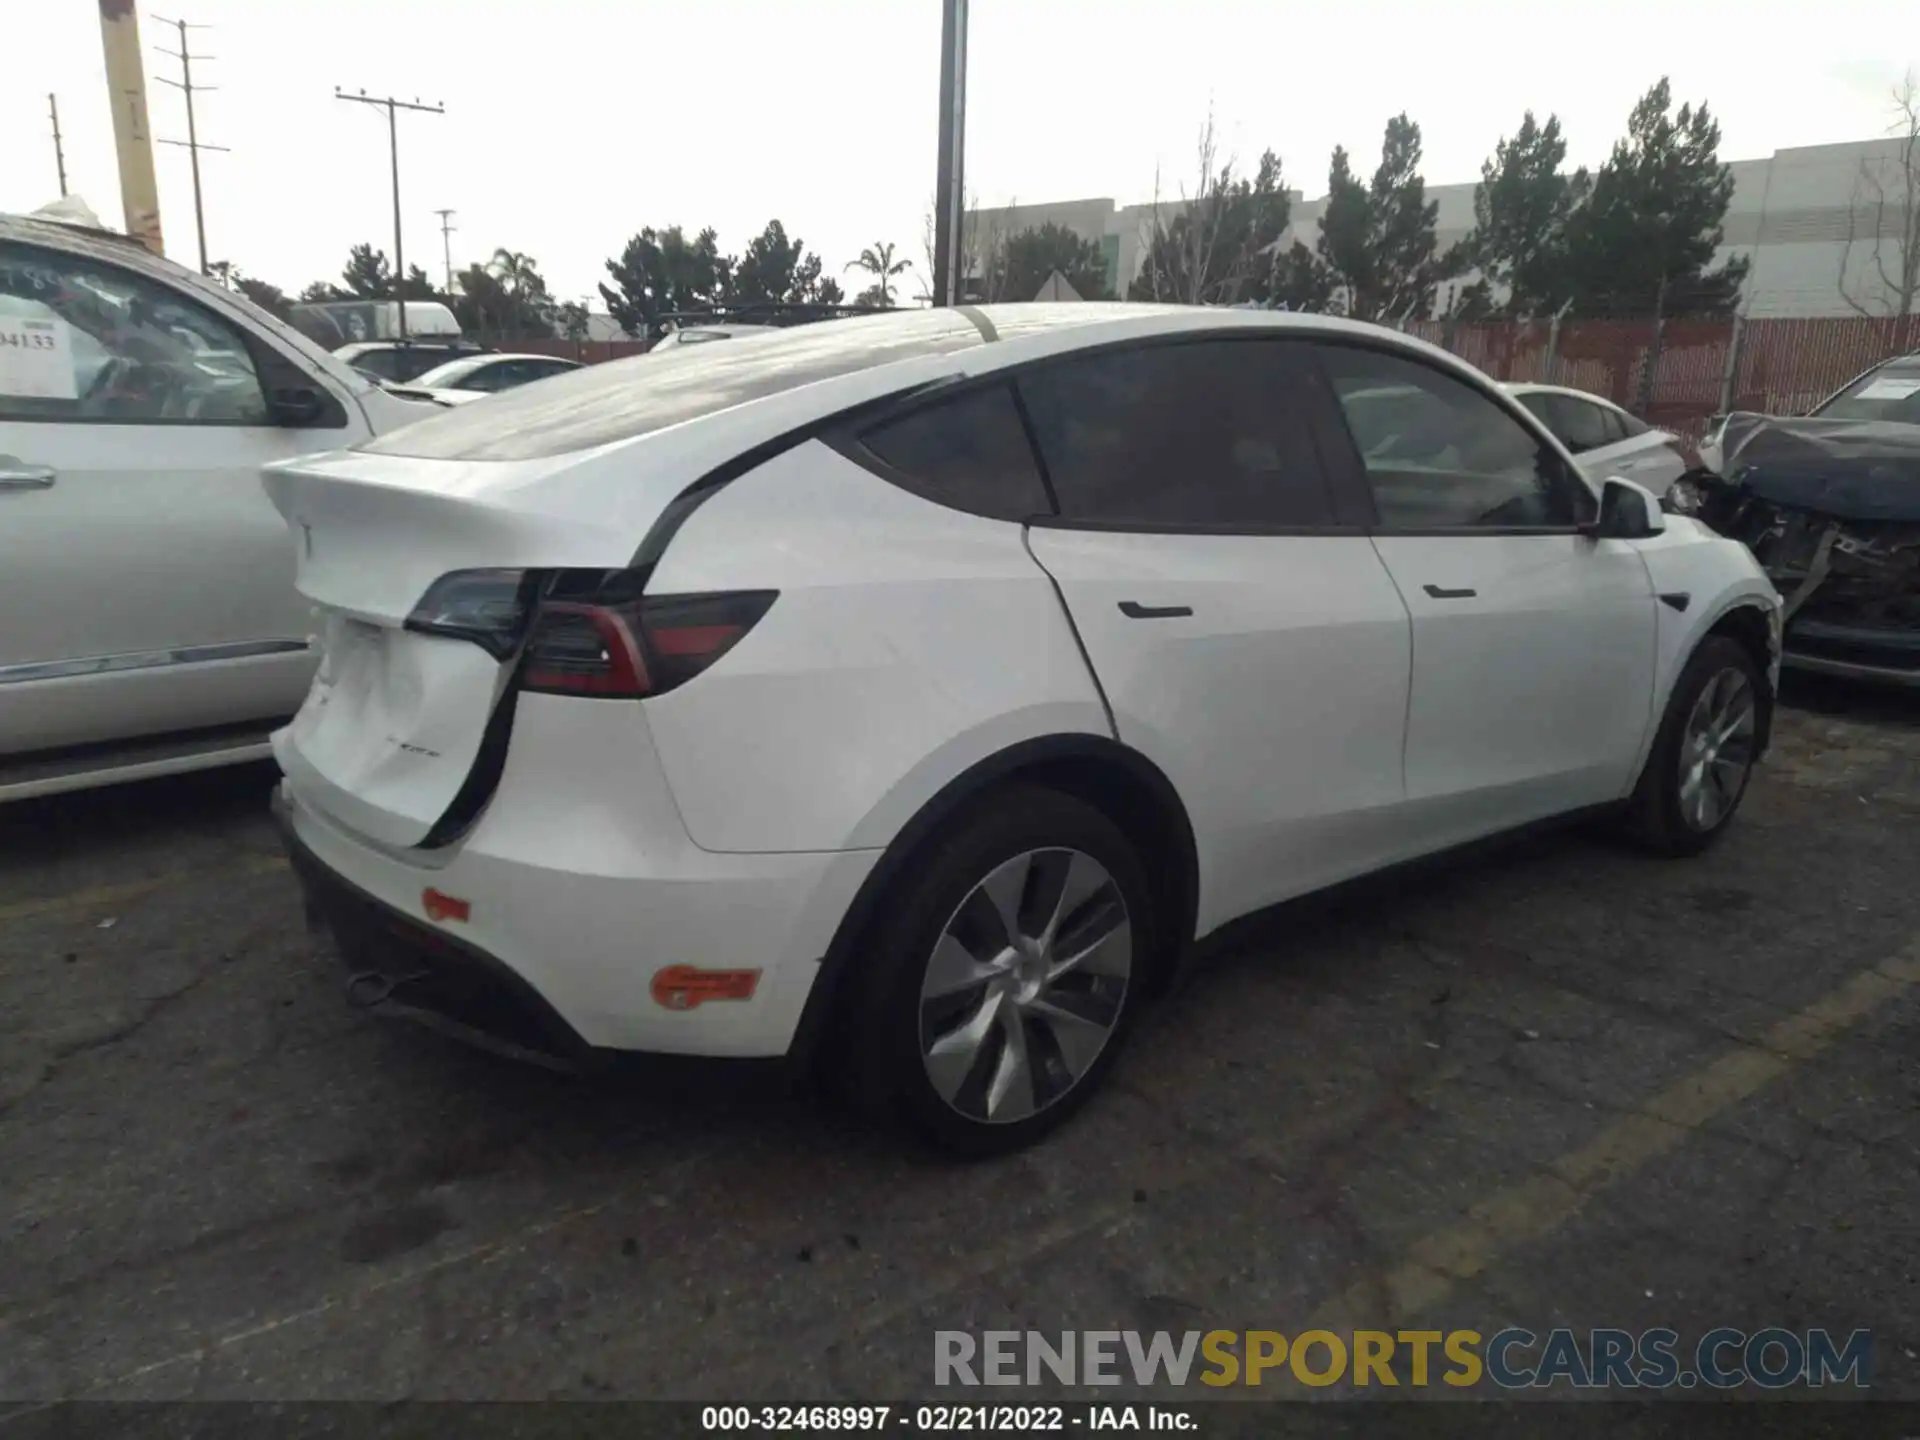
97, 0, 164, 254
930, 0, 969, 306
49, 95, 69, 196
153, 16, 226, 275
335, 88, 445, 343
434, 208, 456, 295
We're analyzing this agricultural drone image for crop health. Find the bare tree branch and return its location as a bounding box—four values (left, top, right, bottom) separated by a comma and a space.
1839, 69, 1920, 319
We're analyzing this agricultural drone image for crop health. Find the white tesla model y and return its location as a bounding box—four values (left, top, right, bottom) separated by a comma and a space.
265, 304, 1781, 1154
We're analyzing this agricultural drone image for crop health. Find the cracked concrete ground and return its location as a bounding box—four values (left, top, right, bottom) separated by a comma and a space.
1, 673, 1917, 1413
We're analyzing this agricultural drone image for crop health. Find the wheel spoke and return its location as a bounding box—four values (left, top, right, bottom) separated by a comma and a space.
976, 854, 1033, 949
1683, 773, 1709, 828
1036, 851, 1111, 951
925, 989, 1004, 1103
922, 932, 1007, 1002
1711, 691, 1755, 750
1048, 904, 1131, 981
984, 1003, 1035, 1120
1026, 992, 1115, 1079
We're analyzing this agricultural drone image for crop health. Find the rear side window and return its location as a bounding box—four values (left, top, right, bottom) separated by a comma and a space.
1016, 339, 1339, 528
855, 384, 1052, 521
1545, 395, 1614, 454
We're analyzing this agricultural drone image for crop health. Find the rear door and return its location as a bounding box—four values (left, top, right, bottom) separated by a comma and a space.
1018, 337, 1414, 934
0, 237, 366, 756
1321, 345, 1658, 847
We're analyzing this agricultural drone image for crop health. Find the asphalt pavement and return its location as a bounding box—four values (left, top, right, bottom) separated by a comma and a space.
2, 675, 1918, 1421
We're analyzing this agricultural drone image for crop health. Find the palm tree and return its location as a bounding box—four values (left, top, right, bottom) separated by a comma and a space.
487, 248, 541, 298
845, 241, 912, 308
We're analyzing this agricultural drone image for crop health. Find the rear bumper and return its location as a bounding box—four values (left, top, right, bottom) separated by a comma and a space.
273, 761, 881, 1062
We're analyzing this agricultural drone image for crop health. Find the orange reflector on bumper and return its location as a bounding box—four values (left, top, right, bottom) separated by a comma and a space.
651, 965, 761, 1011
421, 887, 471, 923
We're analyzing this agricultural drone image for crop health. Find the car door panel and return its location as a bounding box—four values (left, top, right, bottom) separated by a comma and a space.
1027, 529, 1412, 931
1322, 346, 1660, 848
0, 239, 365, 755
1369, 532, 1657, 842
1014, 338, 1412, 936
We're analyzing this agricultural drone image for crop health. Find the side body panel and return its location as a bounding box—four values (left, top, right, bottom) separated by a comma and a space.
640, 441, 1112, 854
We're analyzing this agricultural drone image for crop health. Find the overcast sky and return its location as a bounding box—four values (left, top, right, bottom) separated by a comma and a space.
6, 1, 1914, 305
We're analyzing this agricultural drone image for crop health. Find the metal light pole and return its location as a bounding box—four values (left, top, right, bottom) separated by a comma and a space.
930, 0, 969, 307
49, 94, 69, 196
335, 88, 445, 342
154, 17, 227, 275
435, 207, 456, 295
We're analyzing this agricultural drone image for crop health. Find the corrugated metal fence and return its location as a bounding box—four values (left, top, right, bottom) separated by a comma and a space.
1406, 314, 1920, 439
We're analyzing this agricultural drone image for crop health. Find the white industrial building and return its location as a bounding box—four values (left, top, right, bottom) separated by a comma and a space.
966, 134, 1918, 318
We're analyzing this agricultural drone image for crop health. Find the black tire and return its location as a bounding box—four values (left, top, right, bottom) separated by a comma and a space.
836, 784, 1158, 1158
1621, 635, 1768, 857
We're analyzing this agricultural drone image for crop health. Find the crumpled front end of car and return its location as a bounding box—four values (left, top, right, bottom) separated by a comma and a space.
1671, 413, 1920, 686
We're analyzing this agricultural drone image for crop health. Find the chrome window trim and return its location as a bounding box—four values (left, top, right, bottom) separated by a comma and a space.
0, 638, 312, 686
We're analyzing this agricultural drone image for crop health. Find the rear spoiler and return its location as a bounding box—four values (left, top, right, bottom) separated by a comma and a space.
384, 386, 456, 407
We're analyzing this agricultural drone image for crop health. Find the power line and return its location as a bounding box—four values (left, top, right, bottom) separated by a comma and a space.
334, 88, 445, 343
434, 208, 456, 296
152, 15, 227, 275
48, 94, 68, 197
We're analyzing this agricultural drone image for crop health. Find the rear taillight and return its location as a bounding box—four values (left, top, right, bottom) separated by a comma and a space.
520, 590, 776, 699
405, 568, 537, 658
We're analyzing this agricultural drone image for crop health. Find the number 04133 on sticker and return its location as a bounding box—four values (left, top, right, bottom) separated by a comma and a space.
0, 314, 79, 400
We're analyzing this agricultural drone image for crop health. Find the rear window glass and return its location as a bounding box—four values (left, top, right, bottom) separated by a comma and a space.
857, 383, 1052, 521
360, 309, 985, 461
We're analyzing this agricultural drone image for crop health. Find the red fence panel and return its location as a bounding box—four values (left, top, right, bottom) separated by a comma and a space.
1413, 312, 1917, 437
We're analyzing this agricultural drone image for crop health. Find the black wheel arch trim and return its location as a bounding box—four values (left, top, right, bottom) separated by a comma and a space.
785, 733, 1202, 1071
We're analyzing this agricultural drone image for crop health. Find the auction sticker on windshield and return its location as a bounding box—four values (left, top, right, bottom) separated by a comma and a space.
0, 313, 77, 399
1856, 376, 1920, 401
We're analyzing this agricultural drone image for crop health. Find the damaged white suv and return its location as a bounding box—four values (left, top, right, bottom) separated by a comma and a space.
267, 304, 1782, 1154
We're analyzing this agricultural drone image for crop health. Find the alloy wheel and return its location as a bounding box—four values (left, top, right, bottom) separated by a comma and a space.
1677, 666, 1758, 832
917, 847, 1133, 1125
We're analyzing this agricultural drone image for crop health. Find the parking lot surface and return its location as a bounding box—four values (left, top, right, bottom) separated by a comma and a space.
2, 676, 1918, 1411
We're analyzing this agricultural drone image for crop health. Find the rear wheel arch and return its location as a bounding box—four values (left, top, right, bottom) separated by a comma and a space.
792, 735, 1200, 1071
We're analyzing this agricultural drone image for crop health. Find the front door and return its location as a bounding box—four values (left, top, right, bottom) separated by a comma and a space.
0, 238, 362, 755
1317, 343, 1659, 849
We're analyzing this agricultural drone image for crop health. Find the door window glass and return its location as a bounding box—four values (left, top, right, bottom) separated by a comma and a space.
1319, 345, 1589, 530
0, 241, 268, 424
1017, 340, 1339, 528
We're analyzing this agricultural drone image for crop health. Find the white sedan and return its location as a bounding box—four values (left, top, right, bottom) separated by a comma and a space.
1503, 382, 1698, 497
390, 352, 583, 406
0, 211, 432, 802
266, 304, 1781, 1154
